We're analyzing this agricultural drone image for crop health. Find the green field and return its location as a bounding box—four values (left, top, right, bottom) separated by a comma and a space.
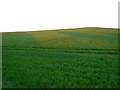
2, 27, 119, 88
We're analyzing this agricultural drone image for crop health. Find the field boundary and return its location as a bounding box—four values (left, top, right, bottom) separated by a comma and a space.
3, 46, 119, 55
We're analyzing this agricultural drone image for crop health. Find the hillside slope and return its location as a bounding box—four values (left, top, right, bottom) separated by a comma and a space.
2, 27, 119, 88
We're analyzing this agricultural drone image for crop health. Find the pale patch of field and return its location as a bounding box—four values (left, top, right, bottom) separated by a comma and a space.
28, 28, 118, 49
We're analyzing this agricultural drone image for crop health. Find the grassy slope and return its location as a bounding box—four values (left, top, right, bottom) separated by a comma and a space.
2, 27, 119, 88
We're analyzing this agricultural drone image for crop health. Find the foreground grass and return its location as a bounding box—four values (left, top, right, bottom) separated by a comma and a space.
2, 27, 119, 88
3, 47, 118, 88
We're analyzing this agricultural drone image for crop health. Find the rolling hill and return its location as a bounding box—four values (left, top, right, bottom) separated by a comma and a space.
2, 27, 119, 88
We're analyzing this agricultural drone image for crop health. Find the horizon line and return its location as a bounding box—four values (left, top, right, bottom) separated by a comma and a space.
1, 27, 119, 33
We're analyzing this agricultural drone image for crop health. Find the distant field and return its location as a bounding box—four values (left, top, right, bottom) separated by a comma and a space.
2, 27, 119, 88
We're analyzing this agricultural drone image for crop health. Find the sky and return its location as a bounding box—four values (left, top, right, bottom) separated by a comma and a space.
0, 0, 119, 32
